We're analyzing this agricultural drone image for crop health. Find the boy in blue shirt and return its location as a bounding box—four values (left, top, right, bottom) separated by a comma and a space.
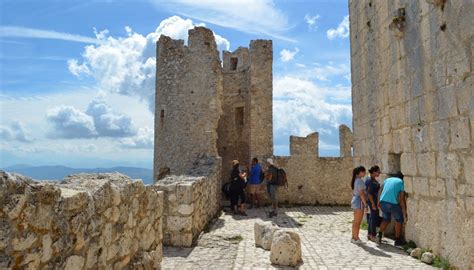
248, 157, 262, 208
377, 172, 407, 246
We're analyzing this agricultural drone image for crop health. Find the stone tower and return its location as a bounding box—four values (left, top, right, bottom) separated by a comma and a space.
349, 0, 473, 268
217, 40, 273, 179
154, 27, 223, 178
154, 26, 273, 182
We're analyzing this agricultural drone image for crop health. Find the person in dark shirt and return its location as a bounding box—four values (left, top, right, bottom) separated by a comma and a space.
229, 160, 247, 215
365, 165, 381, 241
265, 158, 279, 217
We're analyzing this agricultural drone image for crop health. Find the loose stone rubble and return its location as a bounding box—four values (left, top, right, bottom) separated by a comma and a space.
0, 171, 164, 269
269, 230, 302, 267
421, 252, 435, 265
254, 221, 278, 250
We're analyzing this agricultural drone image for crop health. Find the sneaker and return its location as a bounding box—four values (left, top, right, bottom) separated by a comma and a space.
394, 238, 407, 247
351, 238, 365, 244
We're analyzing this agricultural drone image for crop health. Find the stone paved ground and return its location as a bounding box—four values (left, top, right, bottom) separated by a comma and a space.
162, 206, 436, 269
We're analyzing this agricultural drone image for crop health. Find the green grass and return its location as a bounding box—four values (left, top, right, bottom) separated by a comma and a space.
402, 240, 417, 252
225, 235, 243, 242
432, 256, 453, 270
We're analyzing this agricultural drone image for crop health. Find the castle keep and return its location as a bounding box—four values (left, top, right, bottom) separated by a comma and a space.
153, 27, 355, 206
349, 0, 473, 268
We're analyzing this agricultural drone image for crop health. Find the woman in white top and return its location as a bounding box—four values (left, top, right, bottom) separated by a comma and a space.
350, 166, 367, 244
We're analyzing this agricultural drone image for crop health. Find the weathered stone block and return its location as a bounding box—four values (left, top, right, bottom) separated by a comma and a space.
429, 178, 446, 198
270, 230, 302, 267
412, 177, 430, 196
436, 152, 460, 179
254, 221, 278, 250
416, 152, 436, 178
449, 117, 470, 150
401, 153, 417, 176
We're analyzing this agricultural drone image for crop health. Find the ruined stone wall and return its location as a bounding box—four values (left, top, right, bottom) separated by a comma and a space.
154, 27, 223, 178
0, 172, 163, 269
268, 127, 353, 205
349, 0, 473, 268
248, 40, 273, 162
218, 48, 251, 178
152, 157, 221, 247
290, 132, 319, 156
274, 156, 353, 205
218, 41, 273, 180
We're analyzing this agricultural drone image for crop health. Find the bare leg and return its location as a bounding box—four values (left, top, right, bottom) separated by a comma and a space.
352, 210, 364, 240
379, 220, 389, 233
395, 222, 402, 238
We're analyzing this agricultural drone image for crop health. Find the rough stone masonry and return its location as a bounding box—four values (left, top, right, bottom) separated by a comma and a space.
349, 0, 473, 268
154, 26, 355, 207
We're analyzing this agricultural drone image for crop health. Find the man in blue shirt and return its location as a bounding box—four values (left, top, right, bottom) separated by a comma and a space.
377, 172, 407, 246
248, 157, 262, 208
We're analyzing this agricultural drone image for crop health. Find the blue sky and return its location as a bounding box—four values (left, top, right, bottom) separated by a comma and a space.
0, 0, 352, 168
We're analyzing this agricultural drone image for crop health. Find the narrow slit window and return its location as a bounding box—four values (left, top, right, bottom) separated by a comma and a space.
235, 107, 244, 126
160, 110, 165, 119
230, 57, 238, 70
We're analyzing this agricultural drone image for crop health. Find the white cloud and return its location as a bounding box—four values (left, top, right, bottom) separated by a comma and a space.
46, 106, 97, 139
86, 100, 136, 137
273, 76, 352, 153
304, 14, 320, 31
0, 26, 101, 44
0, 121, 32, 142
68, 59, 90, 76
68, 16, 230, 112
46, 100, 136, 139
152, 0, 294, 42
279, 47, 299, 62
120, 127, 154, 149
327, 15, 350, 40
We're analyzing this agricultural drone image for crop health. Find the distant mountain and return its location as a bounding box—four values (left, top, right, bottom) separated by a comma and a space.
2, 165, 153, 184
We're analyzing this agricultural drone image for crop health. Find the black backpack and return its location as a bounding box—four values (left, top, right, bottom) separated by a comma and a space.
276, 168, 288, 187
221, 182, 231, 198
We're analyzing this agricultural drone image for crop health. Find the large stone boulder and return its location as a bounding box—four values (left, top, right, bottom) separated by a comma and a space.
270, 230, 302, 267
254, 221, 278, 250
421, 252, 435, 264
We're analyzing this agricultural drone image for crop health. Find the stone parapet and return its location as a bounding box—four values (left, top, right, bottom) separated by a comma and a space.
152, 156, 222, 247
0, 171, 164, 269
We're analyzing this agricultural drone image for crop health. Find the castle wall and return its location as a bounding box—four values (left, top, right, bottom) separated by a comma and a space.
218, 41, 273, 180
290, 132, 319, 156
248, 40, 274, 162
0, 172, 164, 269
154, 27, 223, 178
273, 156, 353, 205
152, 157, 221, 247
349, 0, 473, 268
260, 127, 353, 206
218, 48, 251, 178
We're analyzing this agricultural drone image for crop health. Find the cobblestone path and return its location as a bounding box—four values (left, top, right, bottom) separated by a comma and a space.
162, 206, 436, 269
